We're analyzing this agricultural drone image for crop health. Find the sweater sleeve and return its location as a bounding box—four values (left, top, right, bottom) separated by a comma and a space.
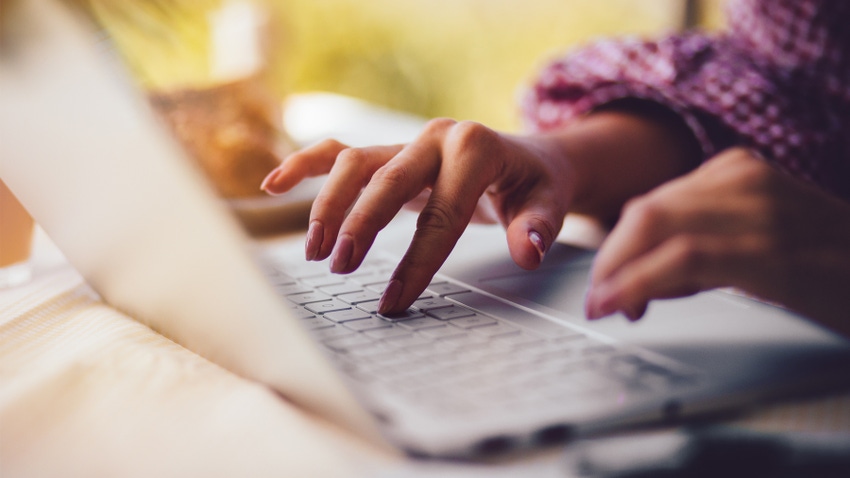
522, 0, 850, 200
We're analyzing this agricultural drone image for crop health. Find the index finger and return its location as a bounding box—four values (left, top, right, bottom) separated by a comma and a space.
376, 122, 505, 314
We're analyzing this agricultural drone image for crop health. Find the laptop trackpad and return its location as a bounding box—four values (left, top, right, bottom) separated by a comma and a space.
475, 246, 849, 381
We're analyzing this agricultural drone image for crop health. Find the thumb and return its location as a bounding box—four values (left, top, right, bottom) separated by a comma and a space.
505, 199, 565, 270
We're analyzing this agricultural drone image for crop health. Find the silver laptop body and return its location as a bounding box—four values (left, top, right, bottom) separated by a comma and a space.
3, 0, 849, 458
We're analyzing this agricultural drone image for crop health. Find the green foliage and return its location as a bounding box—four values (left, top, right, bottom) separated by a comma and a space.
266, 0, 683, 130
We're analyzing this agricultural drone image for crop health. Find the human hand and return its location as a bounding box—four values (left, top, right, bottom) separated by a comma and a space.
262, 119, 576, 314
585, 148, 850, 334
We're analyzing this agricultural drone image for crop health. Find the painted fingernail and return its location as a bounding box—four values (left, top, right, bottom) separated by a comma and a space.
528, 230, 546, 263
260, 168, 283, 192
378, 279, 403, 314
305, 221, 323, 261
330, 234, 354, 273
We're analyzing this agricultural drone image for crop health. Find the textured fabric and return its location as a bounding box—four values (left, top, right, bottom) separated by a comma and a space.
523, 0, 850, 200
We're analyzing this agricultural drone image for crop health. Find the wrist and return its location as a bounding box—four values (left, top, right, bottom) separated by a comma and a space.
544, 100, 702, 223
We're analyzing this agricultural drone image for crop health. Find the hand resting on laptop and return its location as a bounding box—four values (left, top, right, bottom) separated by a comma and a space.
585, 148, 850, 336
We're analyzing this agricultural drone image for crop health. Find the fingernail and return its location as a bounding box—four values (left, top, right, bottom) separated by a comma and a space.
260, 168, 283, 193
528, 230, 546, 263
330, 234, 354, 273
305, 221, 323, 261
378, 279, 403, 314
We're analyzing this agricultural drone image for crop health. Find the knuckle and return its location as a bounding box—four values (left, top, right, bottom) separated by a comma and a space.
335, 147, 368, 167
344, 208, 386, 235
371, 162, 410, 188
311, 193, 338, 217
622, 195, 666, 230
416, 198, 462, 235
718, 148, 778, 188
322, 138, 346, 150
718, 147, 754, 164
447, 121, 496, 150
423, 117, 457, 136
737, 159, 775, 187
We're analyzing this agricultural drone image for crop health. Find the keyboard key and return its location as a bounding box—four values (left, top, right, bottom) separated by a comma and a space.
322, 334, 374, 352
446, 314, 497, 329
397, 316, 446, 330
338, 290, 382, 305
350, 273, 392, 287
345, 342, 396, 359
287, 306, 317, 320
426, 306, 476, 321
417, 326, 467, 340
471, 322, 520, 338
426, 282, 470, 296
345, 265, 385, 278
324, 309, 372, 323
301, 316, 335, 330
343, 317, 394, 332
305, 299, 352, 314
302, 275, 346, 287
285, 261, 334, 279
319, 283, 364, 296
493, 331, 545, 348
287, 291, 332, 305
383, 334, 432, 348
364, 327, 411, 340
311, 326, 356, 340
378, 309, 425, 322
268, 274, 297, 286
275, 283, 313, 296
357, 300, 382, 314
366, 282, 391, 293
412, 297, 455, 311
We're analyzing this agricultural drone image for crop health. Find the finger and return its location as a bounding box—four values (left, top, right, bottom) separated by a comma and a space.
404, 190, 500, 225
329, 138, 444, 274
586, 234, 744, 320
504, 189, 568, 270
261, 139, 349, 194
589, 196, 674, 289
377, 124, 505, 314
308, 145, 405, 261
590, 182, 763, 289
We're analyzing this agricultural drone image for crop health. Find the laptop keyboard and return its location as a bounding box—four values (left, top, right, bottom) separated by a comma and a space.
263, 255, 696, 417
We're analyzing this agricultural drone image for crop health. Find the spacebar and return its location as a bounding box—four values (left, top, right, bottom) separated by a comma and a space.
447, 292, 577, 337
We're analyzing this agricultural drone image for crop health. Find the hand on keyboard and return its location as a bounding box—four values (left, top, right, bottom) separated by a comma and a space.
261, 120, 575, 314
261, 106, 701, 316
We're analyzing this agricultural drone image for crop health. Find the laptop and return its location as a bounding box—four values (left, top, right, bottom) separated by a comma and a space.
3, 0, 850, 458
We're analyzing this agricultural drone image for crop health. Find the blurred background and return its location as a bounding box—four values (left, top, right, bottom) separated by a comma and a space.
84, 0, 726, 131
